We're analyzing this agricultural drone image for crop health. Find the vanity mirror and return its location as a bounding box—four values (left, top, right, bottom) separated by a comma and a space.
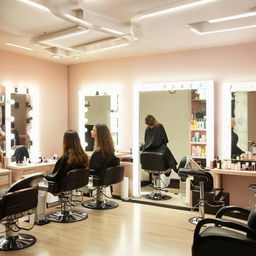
79, 90, 119, 152
133, 80, 214, 197
5, 86, 39, 162
222, 82, 256, 159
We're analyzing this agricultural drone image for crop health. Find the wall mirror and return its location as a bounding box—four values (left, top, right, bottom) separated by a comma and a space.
133, 80, 214, 200
79, 90, 119, 152
222, 82, 256, 160
0, 86, 5, 153
5, 86, 39, 163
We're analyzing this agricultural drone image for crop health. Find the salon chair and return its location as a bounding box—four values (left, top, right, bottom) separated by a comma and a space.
140, 152, 171, 200
46, 168, 90, 223
178, 167, 225, 225
82, 165, 124, 210
192, 206, 256, 256
0, 173, 44, 251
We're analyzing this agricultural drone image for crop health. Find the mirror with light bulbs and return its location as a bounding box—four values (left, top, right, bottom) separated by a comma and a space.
79, 90, 119, 152
5, 87, 39, 163
222, 82, 256, 160
132, 80, 214, 199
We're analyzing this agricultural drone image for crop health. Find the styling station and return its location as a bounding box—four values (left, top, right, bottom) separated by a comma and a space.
1, 0, 256, 255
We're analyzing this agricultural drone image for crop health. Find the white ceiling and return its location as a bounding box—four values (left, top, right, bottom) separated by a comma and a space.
0, 0, 256, 65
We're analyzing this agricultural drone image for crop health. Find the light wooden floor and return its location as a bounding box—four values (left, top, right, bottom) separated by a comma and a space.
0, 199, 204, 256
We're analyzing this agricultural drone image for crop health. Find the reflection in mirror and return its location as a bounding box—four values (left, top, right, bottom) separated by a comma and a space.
5, 86, 39, 163
85, 95, 110, 151
133, 81, 214, 199
231, 90, 256, 158
222, 83, 256, 159
10, 93, 32, 149
79, 91, 119, 152
0, 86, 5, 153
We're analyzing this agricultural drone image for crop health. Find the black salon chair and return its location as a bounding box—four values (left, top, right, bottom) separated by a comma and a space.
140, 152, 171, 200
46, 168, 90, 223
0, 173, 44, 251
82, 165, 124, 210
192, 206, 256, 256
178, 156, 226, 224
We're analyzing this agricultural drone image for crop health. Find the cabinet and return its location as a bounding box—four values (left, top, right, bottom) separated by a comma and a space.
0, 169, 12, 189
7, 162, 55, 183
189, 91, 207, 167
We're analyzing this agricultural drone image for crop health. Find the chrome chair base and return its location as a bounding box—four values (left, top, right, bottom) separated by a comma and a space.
144, 192, 171, 201
46, 211, 88, 223
0, 234, 36, 251
82, 199, 119, 210
189, 216, 204, 225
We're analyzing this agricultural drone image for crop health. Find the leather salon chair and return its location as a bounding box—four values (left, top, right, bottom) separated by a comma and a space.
82, 165, 124, 210
46, 168, 90, 223
192, 206, 256, 256
140, 152, 171, 200
0, 173, 44, 251
179, 167, 224, 225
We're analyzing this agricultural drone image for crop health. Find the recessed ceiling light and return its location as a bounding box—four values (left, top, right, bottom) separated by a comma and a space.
190, 24, 256, 34
18, 0, 49, 12
137, 0, 217, 19
73, 56, 81, 59
51, 55, 62, 59
5, 42, 34, 51
208, 11, 256, 23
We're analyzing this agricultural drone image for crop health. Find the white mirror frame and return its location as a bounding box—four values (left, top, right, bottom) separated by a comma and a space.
222, 82, 256, 160
132, 80, 215, 197
5, 85, 40, 162
78, 90, 119, 151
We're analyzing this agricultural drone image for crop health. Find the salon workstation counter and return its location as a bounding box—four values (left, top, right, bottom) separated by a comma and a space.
7, 161, 56, 183
210, 168, 256, 207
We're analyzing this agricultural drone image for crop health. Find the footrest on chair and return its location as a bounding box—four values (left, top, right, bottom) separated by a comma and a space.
82, 199, 119, 210
0, 233, 36, 251
46, 210, 88, 223
144, 192, 171, 201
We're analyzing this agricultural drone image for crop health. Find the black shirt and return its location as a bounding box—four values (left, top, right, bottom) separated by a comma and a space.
142, 124, 177, 171
89, 149, 120, 177
45, 156, 87, 183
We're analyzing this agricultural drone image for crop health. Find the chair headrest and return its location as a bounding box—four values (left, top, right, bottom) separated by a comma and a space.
178, 168, 208, 181
8, 173, 44, 192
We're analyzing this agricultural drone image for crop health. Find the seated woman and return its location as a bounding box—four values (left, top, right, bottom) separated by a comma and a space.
45, 130, 89, 183
89, 124, 120, 177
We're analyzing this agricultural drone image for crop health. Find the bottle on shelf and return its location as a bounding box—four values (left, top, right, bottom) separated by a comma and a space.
216, 156, 221, 169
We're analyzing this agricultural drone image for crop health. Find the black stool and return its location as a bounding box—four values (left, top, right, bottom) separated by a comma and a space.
249, 184, 256, 208
178, 168, 209, 225
140, 152, 171, 200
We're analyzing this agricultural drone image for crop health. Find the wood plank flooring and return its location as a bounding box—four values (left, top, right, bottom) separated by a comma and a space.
0, 199, 203, 256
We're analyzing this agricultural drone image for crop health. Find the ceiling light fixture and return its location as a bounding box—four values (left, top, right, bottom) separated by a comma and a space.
208, 11, 256, 23
5, 42, 34, 51
85, 43, 129, 54
18, 0, 49, 12
51, 55, 62, 59
73, 56, 81, 59
138, 0, 217, 19
190, 24, 256, 34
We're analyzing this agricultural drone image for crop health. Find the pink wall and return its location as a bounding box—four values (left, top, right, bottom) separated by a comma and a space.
0, 50, 68, 158
69, 42, 256, 155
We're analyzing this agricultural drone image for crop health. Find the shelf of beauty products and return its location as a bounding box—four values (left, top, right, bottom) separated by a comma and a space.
189, 119, 207, 160
212, 155, 256, 171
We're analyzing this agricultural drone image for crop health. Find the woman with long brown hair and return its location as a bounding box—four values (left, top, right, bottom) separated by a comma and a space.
46, 130, 89, 182
89, 124, 120, 176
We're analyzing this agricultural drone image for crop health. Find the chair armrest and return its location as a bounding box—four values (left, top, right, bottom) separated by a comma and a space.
194, 217, 256, 242
216, 205, 251, 219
